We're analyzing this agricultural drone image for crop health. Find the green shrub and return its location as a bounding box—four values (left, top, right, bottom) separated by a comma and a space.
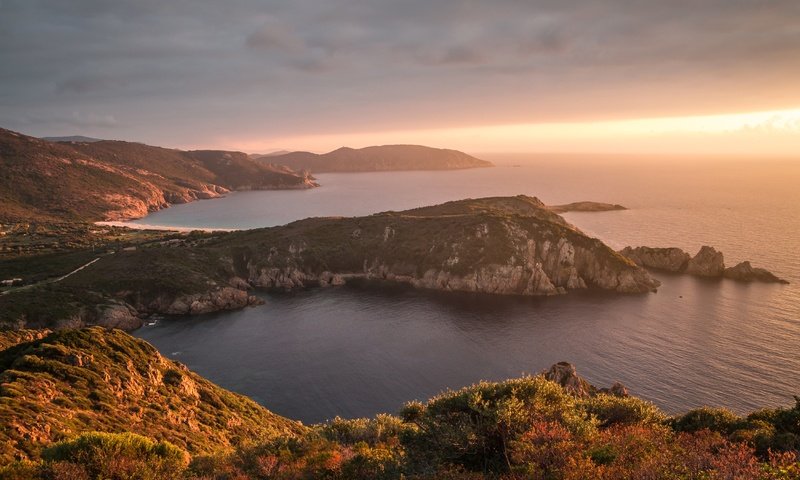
579, 394, 666, 427
399, 376, 596, 473
41, 432, 188, 480
670, 407, 743, 434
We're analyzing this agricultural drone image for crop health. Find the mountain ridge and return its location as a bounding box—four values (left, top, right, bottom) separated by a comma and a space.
0, 127, 317, 223
255, 144, 493, 173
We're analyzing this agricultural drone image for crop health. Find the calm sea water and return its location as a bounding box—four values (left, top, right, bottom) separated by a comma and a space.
134, 155, 800, 423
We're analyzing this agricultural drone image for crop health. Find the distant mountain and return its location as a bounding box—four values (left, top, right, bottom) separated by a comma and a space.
42, 135, 104, 143
255, 144, 493, 173
0, 128, 318, 223
249, 149, 291, 160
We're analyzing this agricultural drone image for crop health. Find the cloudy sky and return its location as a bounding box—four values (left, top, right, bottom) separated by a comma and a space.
1, 0, 799, 154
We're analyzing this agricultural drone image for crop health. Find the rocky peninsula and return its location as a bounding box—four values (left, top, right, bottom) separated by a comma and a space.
1, 195, 659, 331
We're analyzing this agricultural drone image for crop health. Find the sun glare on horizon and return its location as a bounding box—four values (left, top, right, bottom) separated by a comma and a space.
224, 107, 800, 157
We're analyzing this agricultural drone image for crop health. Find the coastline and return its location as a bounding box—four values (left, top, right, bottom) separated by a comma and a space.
95, 221, 239, 232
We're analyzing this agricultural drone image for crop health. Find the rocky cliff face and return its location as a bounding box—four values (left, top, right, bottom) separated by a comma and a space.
685, 246, 726, 277
620, 245, 787, 284
619, 246, 691, 272
237, 195, 660, 296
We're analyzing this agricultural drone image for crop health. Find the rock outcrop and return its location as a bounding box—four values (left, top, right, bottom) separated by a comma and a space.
620, 245, 787, 284
542, 362, 629, 398
619, 246, 691, 272
723, 261, 789, 284
685, 246, 726, 277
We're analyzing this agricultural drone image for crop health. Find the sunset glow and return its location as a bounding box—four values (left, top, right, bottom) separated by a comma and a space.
226, 107, 800, 155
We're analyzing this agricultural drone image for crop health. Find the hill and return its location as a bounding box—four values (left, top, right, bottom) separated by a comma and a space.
41, 135, 103, 143
1, 330, 797, 478
0, 128, 317, 223
0, 195, 659, 330
256, 144, 493, 172
0, 327, 303, 464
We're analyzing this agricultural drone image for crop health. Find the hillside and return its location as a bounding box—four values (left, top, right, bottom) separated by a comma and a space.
1, 329, 797, 478
0, 128, 317, 223
0, 328, 303, 464
256, 144, 493, 172
0, 195, 659, 330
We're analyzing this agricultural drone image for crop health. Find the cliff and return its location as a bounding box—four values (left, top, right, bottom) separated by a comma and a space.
620, 245, 788, 284
256, 144, 493, 172
0, 127, 317, 223
1, 196, 659, 331
0, 327, 303, 464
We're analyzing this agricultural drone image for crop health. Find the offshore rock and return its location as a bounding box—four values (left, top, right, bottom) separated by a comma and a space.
724, 261, 789, 284
685, 246, 726, 277
619, 246, 691, 272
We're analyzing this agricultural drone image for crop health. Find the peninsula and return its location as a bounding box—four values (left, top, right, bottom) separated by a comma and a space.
254, 144, 493, 172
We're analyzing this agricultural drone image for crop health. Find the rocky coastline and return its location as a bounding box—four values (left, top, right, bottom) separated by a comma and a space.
620, 245, 788, 284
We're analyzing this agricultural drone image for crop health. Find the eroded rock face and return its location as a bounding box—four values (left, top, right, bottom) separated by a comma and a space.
543, 362, 594, 398
685, 246, 726, 277
157, 287, 263, 315
241, 198, 661, 297
724, 261, 789, 284
619, 246, 691, 272
95, 302, 142, 330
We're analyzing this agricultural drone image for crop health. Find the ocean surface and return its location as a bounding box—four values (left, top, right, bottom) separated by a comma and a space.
134, 155, 800, 423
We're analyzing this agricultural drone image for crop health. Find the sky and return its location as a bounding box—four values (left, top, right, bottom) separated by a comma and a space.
1, 0, 799, 155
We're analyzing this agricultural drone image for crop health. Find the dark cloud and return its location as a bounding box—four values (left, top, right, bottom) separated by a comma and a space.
0, 0, 799, 145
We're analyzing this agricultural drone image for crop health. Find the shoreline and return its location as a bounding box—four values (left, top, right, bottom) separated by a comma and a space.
95, 221, 239, 233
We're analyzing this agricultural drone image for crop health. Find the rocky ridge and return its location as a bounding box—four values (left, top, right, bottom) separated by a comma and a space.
620, 245, 788, 283
257, 144, 493, 172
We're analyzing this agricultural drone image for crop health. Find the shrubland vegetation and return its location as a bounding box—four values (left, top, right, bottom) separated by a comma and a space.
0, 328, 798, 479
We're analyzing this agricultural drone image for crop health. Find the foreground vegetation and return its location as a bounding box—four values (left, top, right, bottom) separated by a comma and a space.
1, 328, 798, 479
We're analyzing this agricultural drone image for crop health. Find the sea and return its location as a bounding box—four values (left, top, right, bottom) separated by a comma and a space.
134, 154, 800, 424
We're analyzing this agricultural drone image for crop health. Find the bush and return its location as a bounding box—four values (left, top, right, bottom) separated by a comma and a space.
579, 394, 666, 427
41, 432, 188, 480
399, 376, 596, 473
670, 406, 743, 434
